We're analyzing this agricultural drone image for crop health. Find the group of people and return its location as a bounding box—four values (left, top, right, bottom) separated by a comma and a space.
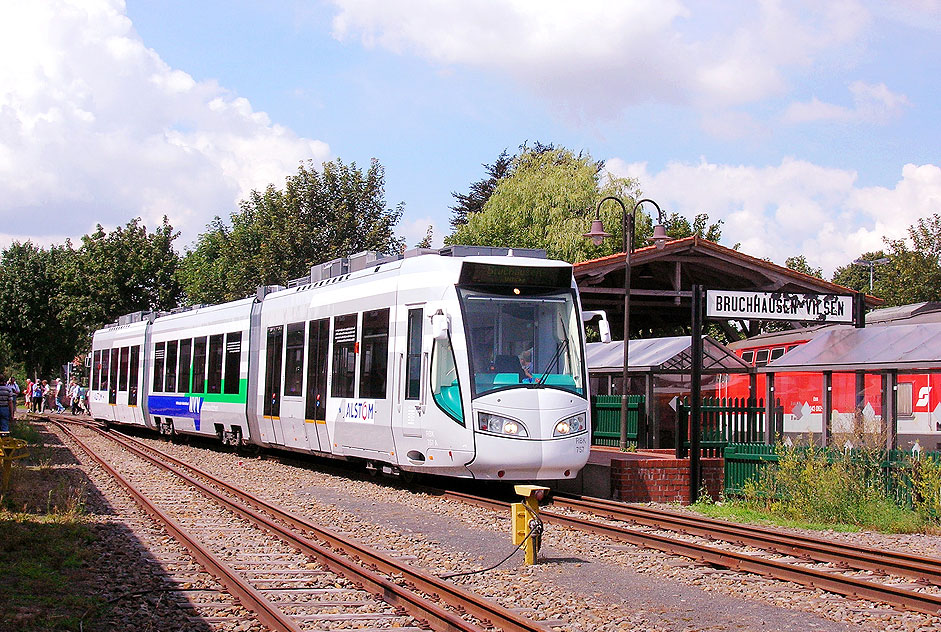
0, 375, 89, 426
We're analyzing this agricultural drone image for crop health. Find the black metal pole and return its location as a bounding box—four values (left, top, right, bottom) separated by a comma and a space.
689, 284, 703, 504
620, 211, 634, 450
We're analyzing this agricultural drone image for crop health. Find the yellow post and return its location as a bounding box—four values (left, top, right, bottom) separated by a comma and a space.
0, 436, 28, 492
511, 485, 548, 565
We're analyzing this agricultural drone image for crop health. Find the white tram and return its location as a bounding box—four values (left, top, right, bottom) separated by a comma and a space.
89, 247, 600, 481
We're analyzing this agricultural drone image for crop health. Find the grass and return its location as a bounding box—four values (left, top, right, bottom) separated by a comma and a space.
0, 418, 103, 631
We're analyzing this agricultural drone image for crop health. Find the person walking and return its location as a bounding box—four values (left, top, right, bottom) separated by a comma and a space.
0, 373, 14, 433
68, 379, 80, 415
31, 380, 43, 413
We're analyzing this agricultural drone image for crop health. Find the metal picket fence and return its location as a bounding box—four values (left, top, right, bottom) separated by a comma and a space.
590, 395, 643, 447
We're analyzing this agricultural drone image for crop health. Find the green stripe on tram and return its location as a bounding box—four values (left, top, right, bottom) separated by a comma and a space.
184, 378, 248, 404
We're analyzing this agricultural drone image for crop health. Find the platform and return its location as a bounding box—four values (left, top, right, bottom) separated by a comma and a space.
550, 446, 723, 503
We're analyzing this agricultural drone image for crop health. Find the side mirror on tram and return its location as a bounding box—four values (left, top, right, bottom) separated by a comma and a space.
431, 310, 449, 340
582, 310, 612, 344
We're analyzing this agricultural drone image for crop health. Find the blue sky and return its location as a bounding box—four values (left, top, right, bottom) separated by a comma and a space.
1, 1, 939, 276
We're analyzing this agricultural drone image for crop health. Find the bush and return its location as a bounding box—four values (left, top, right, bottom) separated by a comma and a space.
739, 442, 926, 533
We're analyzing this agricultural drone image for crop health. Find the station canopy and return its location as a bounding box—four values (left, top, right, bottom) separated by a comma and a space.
587, 336, 750, 374
762, 322, 941, 373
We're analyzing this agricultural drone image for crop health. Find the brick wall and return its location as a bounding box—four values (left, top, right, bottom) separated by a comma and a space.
610, 456, 723, 504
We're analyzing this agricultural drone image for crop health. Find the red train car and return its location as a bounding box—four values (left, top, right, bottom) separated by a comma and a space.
720, 303, 941, 450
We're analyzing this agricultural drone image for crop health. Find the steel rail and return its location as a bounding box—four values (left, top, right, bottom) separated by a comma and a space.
53, 421, 306, 632
435, 489, 941, 616
63, 421, 545, 632
551, 494, 941, 584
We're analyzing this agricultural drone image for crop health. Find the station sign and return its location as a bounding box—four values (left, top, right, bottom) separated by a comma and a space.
705, 290, 855, 324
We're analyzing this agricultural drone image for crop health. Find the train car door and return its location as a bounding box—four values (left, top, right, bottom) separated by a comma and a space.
397, 305, 427, 439
277, 322, 311, 450
303, 318, 330, 451
260, 324, 284, 444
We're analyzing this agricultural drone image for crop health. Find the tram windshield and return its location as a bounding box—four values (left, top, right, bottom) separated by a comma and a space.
459, 289, 585, 398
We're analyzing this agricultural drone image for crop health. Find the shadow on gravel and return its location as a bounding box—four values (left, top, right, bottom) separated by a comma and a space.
0, 419, 215, 632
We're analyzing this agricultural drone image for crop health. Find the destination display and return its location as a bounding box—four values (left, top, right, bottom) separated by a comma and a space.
706, 290, 855, 323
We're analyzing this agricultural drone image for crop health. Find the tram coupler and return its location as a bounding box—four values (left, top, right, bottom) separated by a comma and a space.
511, 484, 548, 565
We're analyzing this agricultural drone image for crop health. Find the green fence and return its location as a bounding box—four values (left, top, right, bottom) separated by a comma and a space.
591, 395, 643, 447
723, 443, 941, 508
677, 397, 769, 457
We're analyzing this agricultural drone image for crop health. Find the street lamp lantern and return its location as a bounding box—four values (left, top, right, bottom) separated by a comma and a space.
852, 257, 890, 293
584, 196, 668, 450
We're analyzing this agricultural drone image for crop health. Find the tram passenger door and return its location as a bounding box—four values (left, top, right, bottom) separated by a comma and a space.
304, 318, 330, 451
278, 322, 311, 450
398, 306, 427, 439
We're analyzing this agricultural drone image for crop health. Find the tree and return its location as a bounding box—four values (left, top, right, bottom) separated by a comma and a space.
0, 242, 82, 376
785, 255, 823, 279
445, 145, 724, 263
416, 225, 433, 249
831, 251, 887, 293
181, 158, 405, 304
663, 212, 723, 243
450, 149, 513, 230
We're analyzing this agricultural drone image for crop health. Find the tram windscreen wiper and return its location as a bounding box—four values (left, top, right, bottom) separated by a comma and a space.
537, 316, 571, 386
537, 338, 569, 386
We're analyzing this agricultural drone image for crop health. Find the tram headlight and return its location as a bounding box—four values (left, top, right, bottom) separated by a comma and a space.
477, 412, 528, 437
553, 413, 587, 437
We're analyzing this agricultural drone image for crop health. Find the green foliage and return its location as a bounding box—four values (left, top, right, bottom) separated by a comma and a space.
785, 255, 823, 279
736, 443, 925, 533
0, 218, 183, 376
450, 148, 514, 229
831, 215, 941, 305
181, 158, 405, 304
446, 146, 642, 262
909, 455, 941, 520
416, 225, 433, 248
663, 212, 723, 243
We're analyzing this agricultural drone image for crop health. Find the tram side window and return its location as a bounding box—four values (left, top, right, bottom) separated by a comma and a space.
223, 332, 242, 395
153, 342, 165, 392
178, 339, 192, 394
165, 340, 178, 393
128, 345, 140, 405
405, 308, 422, 400
284, 323, 305, 397
359, 308, 389, 399
207, 334, 224, 394
332, 314, 357, 398
264, 326, 283, 417
740, 350, 754, 366
192, 337, 207, 394
769, 347, 785, 363
305, 319, 329, 421
754, 349, 770, 367
93, 350, 102, 390
119, 347, 130, 391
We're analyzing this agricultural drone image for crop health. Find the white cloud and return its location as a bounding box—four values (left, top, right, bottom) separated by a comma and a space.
0, 0, 330, 249
605, 157, 941, 277
784, 81, 910, 124
329, 0, 871, 118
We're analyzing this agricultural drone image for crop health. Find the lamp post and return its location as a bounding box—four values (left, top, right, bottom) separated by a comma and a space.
852, 257, 890, 293
585, 196, 668, 450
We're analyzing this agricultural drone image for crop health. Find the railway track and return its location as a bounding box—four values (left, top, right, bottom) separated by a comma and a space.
436, 489, 941, 616
53, 419, 550, 632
